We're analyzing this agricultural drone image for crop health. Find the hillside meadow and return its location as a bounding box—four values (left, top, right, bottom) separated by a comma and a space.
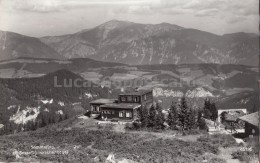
0, 116, 244, 163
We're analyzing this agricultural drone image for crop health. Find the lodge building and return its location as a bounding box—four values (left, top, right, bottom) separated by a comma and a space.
89, 89, 153, 121
238, 112, 259, 137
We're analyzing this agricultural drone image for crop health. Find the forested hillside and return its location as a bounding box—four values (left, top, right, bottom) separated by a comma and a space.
0, 69, 114, 135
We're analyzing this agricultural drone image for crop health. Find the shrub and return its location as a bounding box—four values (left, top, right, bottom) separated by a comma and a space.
231, 138, 258, 163
1, 128, 222, 163
232, 150, 251, 162
198, 134, 237, 148
185, 129, 204, 135
208, 157, 226, 163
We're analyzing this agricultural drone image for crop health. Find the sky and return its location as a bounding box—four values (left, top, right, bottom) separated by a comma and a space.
0, 0, 258, 37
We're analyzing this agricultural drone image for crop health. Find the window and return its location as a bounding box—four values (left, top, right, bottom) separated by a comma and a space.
119, 111, 124, 117
134, 96, 140, 102
102, 110, 109, 114
96, 106, 100, 112
91, 105, 94, 111
127, 96, 132, 102
121, 96, 126, 102
144, 94, 147, 100
126, 112, 132, 118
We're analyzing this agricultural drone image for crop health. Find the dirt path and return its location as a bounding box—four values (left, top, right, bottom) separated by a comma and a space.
218, 147, 240, 163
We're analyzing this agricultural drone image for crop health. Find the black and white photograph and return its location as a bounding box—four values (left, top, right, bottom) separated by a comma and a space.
0, 0, 259, 162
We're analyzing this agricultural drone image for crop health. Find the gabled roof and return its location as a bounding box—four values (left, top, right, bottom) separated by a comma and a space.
224, 114, 239, 122
225, 112, 245, 122
238, 112, 259, 127
90, 98, 117, 104
101, 103, 141, 110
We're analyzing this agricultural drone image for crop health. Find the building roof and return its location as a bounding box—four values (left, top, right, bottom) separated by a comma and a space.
225, 111, 245, 121
222, 110, 246, 122
224, 114, 239, 122
101, 103, 141, 110
119, 89, 152, 96
238, 112, 259, 127
90, 98, 117, 104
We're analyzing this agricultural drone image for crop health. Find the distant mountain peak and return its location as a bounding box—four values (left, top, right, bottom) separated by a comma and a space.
2, 20, 257, 66
106, 19, 132, 24
98, 19, 133, 29
157, 22, 183, 29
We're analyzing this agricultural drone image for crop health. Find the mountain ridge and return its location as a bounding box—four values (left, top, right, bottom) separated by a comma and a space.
0, 30, 64, 61
0, 20, 258, 65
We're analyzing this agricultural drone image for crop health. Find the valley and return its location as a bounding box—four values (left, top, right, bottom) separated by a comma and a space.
0, 58, 258, 137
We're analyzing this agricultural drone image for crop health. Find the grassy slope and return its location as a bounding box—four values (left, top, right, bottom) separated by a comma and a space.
0, 117, 245, 163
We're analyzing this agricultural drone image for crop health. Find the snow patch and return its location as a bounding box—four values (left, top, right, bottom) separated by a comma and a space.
153, 88, 184, 97
41, 99, 53, 104
72, 102, 81, 106
85, 92, 93, 98
44, 108, 49, 112
58, 101, 65, 106
55, 110, 63, 115
9, 106, 40, 124
153, 87, 214, 98
7, 105, 16, 110
240, 99, 249, 104
185, 87, 214, 98
106, 153, 116, 163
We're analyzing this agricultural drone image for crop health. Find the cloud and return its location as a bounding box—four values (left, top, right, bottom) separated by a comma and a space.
0, 0, 158, 13
116, 5, 153, 15
0, 0, 64, 13
182, 0, 225, 10
0, 0, 257, 20
160, 8, 192, 15
235, 8, 258, 16
195, 8, 219, 17
112, 0, 258, 19
226, 16, 248, 24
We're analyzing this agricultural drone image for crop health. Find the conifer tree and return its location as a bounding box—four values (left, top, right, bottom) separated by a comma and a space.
140, 106, 149, 127
168, 102, 178, 129
203, 98, 212, 119
210, 102, 218, 121
155, 104, 165, 129
197, 109, 207, 130
58, 114, 63, 122
148, 105, 157, 127
187, 107, 196, 130
179, 97, 189, 130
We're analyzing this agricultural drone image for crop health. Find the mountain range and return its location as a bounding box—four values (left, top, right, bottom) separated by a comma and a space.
0, 20, 258, 66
